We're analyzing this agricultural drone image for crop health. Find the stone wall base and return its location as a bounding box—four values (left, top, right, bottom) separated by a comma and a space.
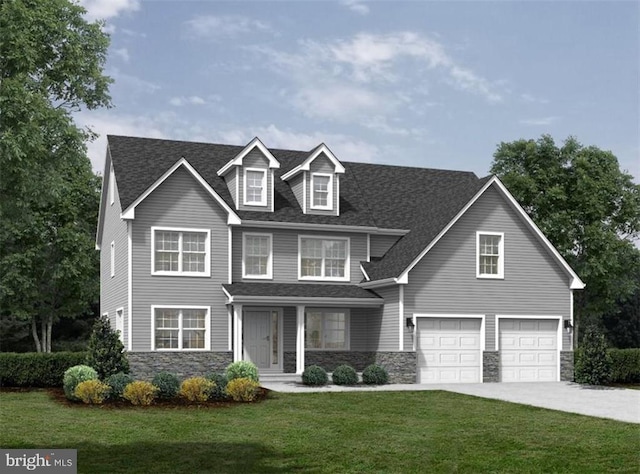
560, 351, 574, 381
483, 351, 500, 382
128, 352, 233, 380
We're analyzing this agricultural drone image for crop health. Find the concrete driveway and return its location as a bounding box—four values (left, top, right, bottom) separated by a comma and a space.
261, 381, 640, 424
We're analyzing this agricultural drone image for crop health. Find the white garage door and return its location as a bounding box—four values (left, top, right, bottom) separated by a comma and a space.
499, 319, 558, 382
417, 318, 481, 384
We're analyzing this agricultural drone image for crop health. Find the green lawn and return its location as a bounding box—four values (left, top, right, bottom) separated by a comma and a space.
1, 390, 637, 473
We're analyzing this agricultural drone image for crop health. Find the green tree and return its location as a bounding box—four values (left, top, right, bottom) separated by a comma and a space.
490, 135, 640, 345
0, 0, 112, 351
85, 315, 129, 379
574, 325, 612, 385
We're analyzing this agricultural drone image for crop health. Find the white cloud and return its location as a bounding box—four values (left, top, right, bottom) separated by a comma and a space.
113, 48, 130, 62
109, 68, 161, 94
169, 96, 207, 107
519, 116, 560, 126
449, 66, 502, 103
292, 84, 393, 121
521, 93, 549, 104
340, 0, 370, 15
79, 0, 140, 22
184, 15, 272, 40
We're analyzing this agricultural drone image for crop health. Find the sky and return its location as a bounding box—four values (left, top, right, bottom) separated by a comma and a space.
76, 0, 639, 182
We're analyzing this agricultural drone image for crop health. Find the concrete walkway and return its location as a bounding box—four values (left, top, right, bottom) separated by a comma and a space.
260, 380, 640, 424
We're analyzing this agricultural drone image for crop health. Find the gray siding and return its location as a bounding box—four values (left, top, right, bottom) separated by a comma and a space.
305, 154, 338, 217
370, 234, 402, 258
404, 184, 572, 351
131, 166, 230, 351
283, 306, 297, 352
223, 167, 238, 208
232, 227, 368, 284
100, 155, 129, 346
238, 150, 272, 212
485, 314, 496, 350
372, 286, 400, 351
350, 307, 369, 350
290, 174, 304, 212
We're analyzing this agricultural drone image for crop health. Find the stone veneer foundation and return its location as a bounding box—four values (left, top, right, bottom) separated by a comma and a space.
128, 352, 233, 380
482, 351, 500, 382
560, 351, 574, 381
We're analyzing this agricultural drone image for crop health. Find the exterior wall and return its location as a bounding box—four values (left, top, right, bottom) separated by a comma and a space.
560, 351, 574, 381
130, 166, 230, 352
238, 149, 272, 212
370, 234, 402, 258
305, 154, 338, 216
301, 351, 416, 383
223, 168, 238, 208
128, 352, 233, 380
232, 227, 368, 284
405, 185, 573, 351
483, 351, 500, 382
372, 286, 400, 351
289, 174, 304, 212
100, 156, 129, 346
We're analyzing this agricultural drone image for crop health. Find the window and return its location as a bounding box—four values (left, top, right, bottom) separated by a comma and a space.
311, 173, 332, 209
152, 227, 210, 276
305, 309, 349, 350
299, 236, 349, 281
244, 168, 266, 206
109, 168, 115, 205
243, 233, 272, 279
110, 241, 115, 277
477, 232, 504, 278
153, 307, 209, 350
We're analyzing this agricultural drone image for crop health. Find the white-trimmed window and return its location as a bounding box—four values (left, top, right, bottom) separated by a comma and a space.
477, 231, 504, 278
243, 233, 272, 279
305, 309, 349, 350
299, 236, 349, 281
244, 168, 266, 206
311, 173, 332, 209
153, 306, 210, 350
110, 241, 115, 277
152, 227, 210, 276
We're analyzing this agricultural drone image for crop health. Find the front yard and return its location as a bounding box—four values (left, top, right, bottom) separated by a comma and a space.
1, 389, 637, 473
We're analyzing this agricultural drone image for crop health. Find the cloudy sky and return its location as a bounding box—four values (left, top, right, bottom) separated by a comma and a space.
77, 0, 639, 182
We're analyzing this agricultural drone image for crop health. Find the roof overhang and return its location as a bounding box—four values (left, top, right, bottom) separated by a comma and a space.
217, 137, 280, 176
121, 157, 241, 225
239, 219, 409, 235
281, 143, 345, 181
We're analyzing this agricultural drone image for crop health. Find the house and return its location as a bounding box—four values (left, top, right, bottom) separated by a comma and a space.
96, 135, 584, 384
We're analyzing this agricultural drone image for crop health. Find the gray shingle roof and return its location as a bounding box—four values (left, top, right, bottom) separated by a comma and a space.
107, 135, 490, 283
223, 283, 382, 300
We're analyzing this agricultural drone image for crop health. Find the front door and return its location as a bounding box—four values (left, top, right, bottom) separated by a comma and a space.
244, 310, 275, 369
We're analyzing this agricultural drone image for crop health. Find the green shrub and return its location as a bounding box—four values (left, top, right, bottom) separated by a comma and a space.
123, 381, 158, 406
609, 348, 640, 383
179, 377, 215, 402
0, 352, 87, 387
226, 361, 259, 382
302, 365, 328, 386
105, 372, 134, 399
362, 364, 389, 385
206, 372, 229, 400
63, 365, 98, 400
575, 326, 612, 385
332, 364, 358, 385
74, 380, 111, 404
85, 314, 129, 379
226, 377, 260, 402
152, 372, 181, 399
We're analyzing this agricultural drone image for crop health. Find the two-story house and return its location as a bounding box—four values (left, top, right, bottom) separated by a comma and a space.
97, 135, 584, 383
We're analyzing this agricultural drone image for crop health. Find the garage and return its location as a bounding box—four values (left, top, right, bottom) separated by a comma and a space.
499, 318, 559, 382
417, 317, 482, 383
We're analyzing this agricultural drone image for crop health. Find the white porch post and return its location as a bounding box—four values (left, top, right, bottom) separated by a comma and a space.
296, 305, 305, 374
233, 304, 243, 362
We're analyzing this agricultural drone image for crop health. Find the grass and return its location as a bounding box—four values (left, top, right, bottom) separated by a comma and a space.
1, 389, 638, 473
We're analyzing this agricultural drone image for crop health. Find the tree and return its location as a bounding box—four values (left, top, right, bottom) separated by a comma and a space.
85, 315, 129, 379
0, 0, 112, 351
490, 135, 640, 345
574, 325, 612, 385
602, 260, 640, 348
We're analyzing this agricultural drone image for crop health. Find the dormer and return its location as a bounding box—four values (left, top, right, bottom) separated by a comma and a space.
217, 137, 280, 212
281, 143, 345, 216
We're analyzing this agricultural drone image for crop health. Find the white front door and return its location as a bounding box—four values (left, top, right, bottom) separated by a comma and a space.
244, 310, 277, 369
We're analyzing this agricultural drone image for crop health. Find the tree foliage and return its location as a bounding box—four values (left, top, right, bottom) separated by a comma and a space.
85, 315, 129, 379
490, 135, 640, 344
0, 0, 112, 351
574, 326, 612, 385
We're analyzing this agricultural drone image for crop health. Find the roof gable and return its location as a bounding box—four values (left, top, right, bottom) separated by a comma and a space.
217, 137, 280, 176
281, 143, 345, 181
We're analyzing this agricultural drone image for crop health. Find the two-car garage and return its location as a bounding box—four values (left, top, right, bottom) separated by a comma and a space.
416, 315, 561, 383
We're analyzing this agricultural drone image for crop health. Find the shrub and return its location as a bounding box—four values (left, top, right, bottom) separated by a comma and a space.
362, 364, 389, 385
226, 377, 260, 402
179, 377, 215, 403
226, 361, 259, 382
85, 314, 129, 379
105, 372, 134, 399
152, 372, 181, 399
206, 372, 229, 400
123, 381, 158, 406
575, 326, 612, 385
332, 364, 358, 385
609, 348, 640, 383
63, 365, 98, 400
302, 365, 328, 386
74, 380, 111, 404
0, 352, 87, 387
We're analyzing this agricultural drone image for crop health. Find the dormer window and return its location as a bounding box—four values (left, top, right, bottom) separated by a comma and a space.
244, 168, 266, 206
312, 173, 332, 209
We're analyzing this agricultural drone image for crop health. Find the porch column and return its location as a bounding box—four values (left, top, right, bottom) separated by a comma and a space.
296, 305, 305, 374
233, 304, 243, 362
